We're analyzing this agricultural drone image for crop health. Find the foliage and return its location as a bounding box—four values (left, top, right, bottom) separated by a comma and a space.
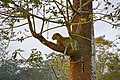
0, 58, 55, 80
0, 0, 120, 54
0, 36, 120, 80
0, 0, 120, 80
95, 36, 120, 80
47, 52, 70, 80
0, 0, 120, 35
0, 59, 23, 80
0, 28, 12, 59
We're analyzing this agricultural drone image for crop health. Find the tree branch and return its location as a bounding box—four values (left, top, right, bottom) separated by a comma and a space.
33, 34, 65, 53
27, 15, 65, 53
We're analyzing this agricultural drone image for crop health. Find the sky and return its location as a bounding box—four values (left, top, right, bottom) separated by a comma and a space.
6, 0, 120, 59
7, 20, 120, 59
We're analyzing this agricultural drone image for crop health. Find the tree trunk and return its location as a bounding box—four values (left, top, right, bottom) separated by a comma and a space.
70, 0, 94, 80
30, 0, 95, 79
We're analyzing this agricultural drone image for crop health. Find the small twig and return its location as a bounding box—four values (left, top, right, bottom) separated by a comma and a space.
32, 16, 36, 32
42, 25, 66, 33
70, 58, 82, 64
40, 20, 45, 34
53, 0, 71, 35
68, 0, 81, 16
66, 0, 69, 22
18, 53, 27, 60
11, 0, 65, 24
27, 16, 35, 35
0, 23, 28, 30
53, 0, 67, 23
51, 65, 59, 80
10, 36, 32, 41
72, 33, 92, 41
71, 20, 92, 25
100, 19, 118, 26
82, 0, 93, 8
40, 4, 46, 34
31, 13, 65, 24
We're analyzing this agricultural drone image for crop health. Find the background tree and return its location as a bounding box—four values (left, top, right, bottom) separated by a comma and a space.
95, 36, 120, 80
0, 49, 57, 80
0, 36, 119, 80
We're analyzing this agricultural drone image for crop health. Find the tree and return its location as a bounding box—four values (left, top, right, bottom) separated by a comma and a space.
0, 59, 22, 80
0, 57, 56, 80
47, 52, 70, 79
0, 0, 120, 80
95, 36, 120, 80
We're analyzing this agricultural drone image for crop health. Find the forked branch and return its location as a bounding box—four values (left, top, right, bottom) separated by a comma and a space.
27, 15, 65, 53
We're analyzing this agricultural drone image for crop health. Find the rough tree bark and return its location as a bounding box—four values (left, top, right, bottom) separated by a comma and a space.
27, 0, 94, 79
70, 0, 93, 80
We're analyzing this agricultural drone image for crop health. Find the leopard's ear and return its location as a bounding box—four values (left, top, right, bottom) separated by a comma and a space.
52, 33, 62, 40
